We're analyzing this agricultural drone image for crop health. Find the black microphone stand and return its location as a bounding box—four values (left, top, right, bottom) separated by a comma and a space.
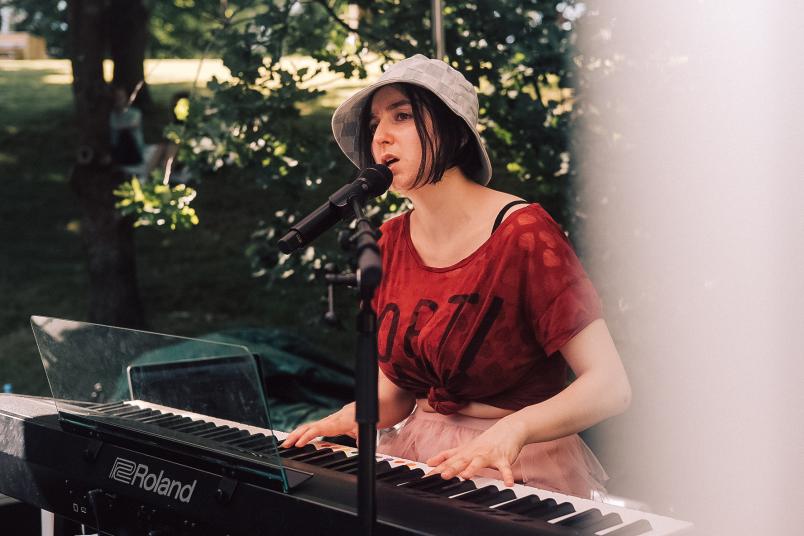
348, 198, 382, 536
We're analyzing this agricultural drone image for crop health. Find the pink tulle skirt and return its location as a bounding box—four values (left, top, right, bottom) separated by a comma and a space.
377, 406, 608, 499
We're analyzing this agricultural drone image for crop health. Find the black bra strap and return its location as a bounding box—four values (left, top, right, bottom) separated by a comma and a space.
492, 200, 529, 233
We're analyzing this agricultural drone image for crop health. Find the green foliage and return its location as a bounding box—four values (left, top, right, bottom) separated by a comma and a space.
148, 0, 230, 58
114, 177, 199, 230
9, 0, 586, 291
174, 0, 586, 289
6, 0, 234, 58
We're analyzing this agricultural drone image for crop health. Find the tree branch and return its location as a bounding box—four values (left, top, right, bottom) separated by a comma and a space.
311, 0, 410, 51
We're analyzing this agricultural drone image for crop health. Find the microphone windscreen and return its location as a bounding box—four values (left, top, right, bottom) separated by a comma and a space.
361, 164, 393, 197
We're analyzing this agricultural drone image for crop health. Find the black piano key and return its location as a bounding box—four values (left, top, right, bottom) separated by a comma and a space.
581, 512, 623, 533
400, 474, 455, 491
301, 451, 348, 467
319, 456, 360, 471
342, 459, 393, 476
453, 485, 496, 502
457, 485, 512, 505
123, 409, 160, 420
369, 461, 396, 477
513, 498, 557, 516
107, 407, 156, 418
375, 464, 413, 481
289, 448, 335, 463
93, 401, 128, 411
603, 519, 653, 536
474, 489, 516, 506
131, 409, 163, 420
159, 416, 193, 429
556, 508, 601, 528
386, 468, 426, 486
395, 473, 434, 488
151, 416, 192, 428
201, 428, 246, 442
192, 422, 221, 434
495, 495, 545, 514
139, 413, 178, 424
216, 430, 251, 443
420, 478, 475, 495
228, 434, 269, 449
526, 500, 575, 521
99, 405, 137, 416
302, 449, 344, 464
283, 446, 328, 460
321, 435, 356, 448
433, 479, 476, 497
376, 465, 425, 485
171, 421, 215, 433
278, 444, 317, 458
196, 426, 232, 438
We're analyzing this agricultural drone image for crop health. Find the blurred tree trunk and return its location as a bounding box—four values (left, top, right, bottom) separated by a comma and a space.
68, 0, 145, 328
109, 0, 151, 107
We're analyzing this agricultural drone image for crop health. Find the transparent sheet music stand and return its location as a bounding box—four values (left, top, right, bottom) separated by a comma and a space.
31, 316, 311, 493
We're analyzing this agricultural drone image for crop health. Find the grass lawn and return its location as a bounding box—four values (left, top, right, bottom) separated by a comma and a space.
0, 59, 362, 395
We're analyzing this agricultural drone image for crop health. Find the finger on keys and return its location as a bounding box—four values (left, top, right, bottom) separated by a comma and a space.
458, 457, 487, 482
425, 448, 456, 468
425, 462, 449, 479
439, 457, 469, 480
280, 431, 298, 448
499, 463, 515, 487
283, 425, 310, 448
295, 427, 322, 447
425, 451, 455, 477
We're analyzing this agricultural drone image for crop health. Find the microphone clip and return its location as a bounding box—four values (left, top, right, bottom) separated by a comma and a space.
322, 262, 354, 328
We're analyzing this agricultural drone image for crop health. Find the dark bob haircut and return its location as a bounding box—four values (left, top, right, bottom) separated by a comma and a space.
356, 83, 482, 188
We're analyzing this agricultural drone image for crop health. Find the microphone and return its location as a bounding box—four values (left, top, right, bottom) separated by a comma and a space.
277, 164, 392, 254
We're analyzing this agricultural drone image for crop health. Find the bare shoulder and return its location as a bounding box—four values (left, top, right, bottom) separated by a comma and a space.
481, 189, 528, 230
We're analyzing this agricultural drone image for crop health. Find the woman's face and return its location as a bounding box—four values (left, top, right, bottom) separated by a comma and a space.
369, 85, 427, 192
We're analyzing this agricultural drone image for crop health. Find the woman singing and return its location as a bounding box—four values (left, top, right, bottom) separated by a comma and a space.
283, 55, 631, 499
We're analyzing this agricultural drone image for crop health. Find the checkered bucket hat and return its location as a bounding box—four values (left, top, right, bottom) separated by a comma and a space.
331, 54, 493, 185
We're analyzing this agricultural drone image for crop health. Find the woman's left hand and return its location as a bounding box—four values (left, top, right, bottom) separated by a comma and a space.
425, 417, 526, 487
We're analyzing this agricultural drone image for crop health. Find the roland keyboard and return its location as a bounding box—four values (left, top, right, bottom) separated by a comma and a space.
0, 394, 691, 535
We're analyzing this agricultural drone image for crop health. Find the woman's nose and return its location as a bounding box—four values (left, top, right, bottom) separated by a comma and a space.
373, 120, 392, 145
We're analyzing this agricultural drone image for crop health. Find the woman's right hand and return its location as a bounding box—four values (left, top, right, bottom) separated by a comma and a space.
281, 402, 357, 448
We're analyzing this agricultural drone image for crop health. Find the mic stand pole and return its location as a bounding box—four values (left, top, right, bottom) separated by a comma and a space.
349, 198, 382, 536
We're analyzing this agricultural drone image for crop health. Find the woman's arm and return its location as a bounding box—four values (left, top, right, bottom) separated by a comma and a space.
282, 368, 416, 447
505, 318, 631, 444
377, 367, 418, 428
427, 318, 631, 485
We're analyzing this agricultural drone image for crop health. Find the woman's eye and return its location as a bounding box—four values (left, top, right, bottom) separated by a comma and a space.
396, 112, 412, 121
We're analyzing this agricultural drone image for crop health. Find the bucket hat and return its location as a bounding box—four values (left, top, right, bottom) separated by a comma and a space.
331, 54, 493, 185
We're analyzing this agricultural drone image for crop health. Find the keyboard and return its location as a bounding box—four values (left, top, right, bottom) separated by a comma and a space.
0, 394, 692, 535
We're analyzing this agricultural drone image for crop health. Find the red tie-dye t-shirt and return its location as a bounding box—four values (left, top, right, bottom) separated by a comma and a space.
373, 204, 602, 415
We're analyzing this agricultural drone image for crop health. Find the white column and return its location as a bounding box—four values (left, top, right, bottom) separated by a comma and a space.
576, 2, 804, 534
